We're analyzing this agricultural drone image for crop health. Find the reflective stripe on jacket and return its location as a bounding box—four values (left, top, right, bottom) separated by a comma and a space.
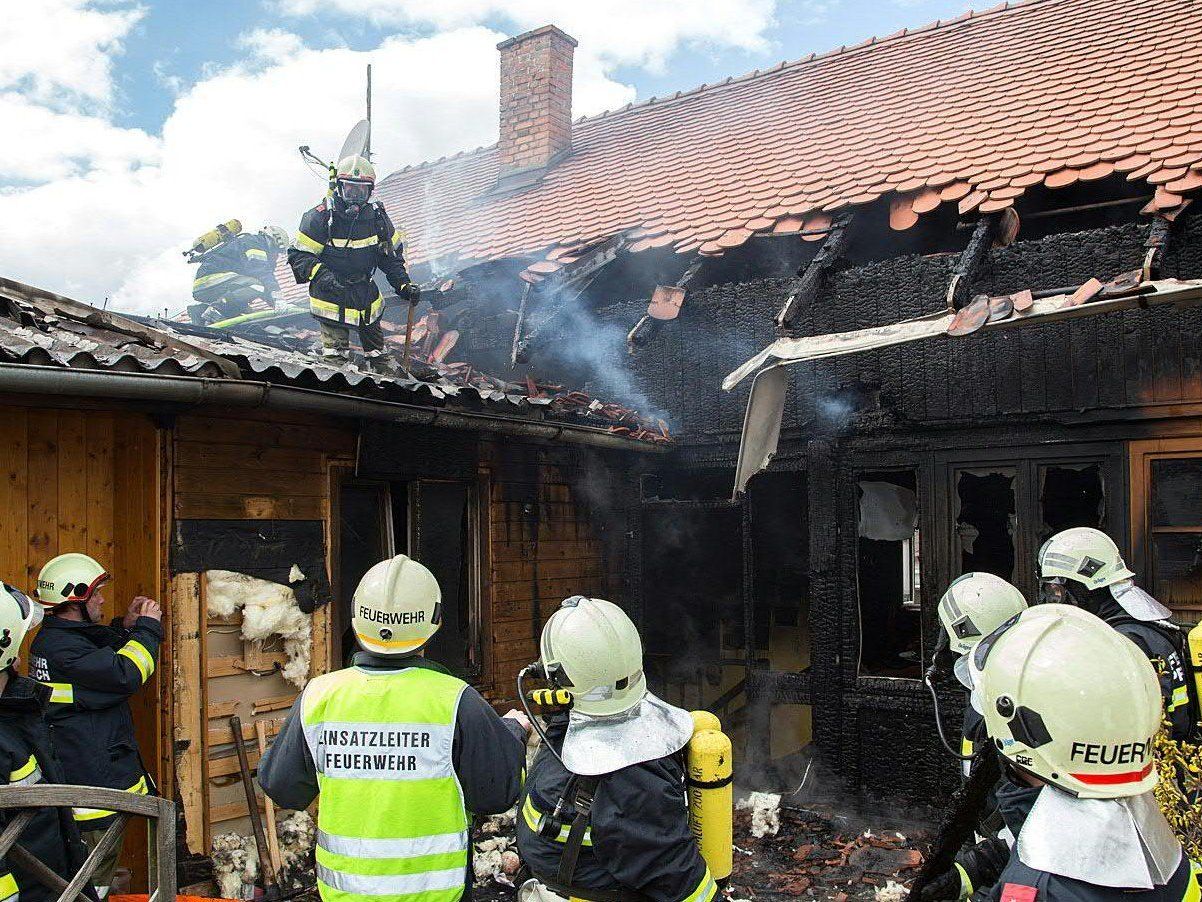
0, 676, 93, 902
300, 666, 471, 902
28, 615, 162, 831
287, 201, 410, 328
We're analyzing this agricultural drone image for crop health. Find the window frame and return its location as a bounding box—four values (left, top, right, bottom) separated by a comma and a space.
1128, 438, 1202, 625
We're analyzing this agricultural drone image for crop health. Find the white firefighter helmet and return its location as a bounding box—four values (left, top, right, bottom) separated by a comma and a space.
542, 596, 694, 775
260, 225, 291, 251
937, 572, 1028, 656
35, 553, 109, 608
540, 596, 646, 716
1037, 527, 1136, 590
970, 604, 1162, 799
0, 583, 36, 670
351, 555, 441, 655
335, 155, 376, 206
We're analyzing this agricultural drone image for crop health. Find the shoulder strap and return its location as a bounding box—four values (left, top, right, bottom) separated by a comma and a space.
556, 774, 601, 888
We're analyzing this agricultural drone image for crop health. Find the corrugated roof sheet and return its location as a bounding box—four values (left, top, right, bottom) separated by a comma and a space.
365, 0, 1202, 274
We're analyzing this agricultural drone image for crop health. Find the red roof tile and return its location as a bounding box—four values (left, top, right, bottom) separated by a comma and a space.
375, 0, 1202, 271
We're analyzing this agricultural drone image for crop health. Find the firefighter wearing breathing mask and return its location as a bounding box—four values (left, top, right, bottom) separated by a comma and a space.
964, 604, 1201, 901
258, 554, 530, 902
28, 553, 161, 900
288, 155, 420, 366
0, 582, 94, 902
1037, 528, 1194, 742
516, 596, 718, 902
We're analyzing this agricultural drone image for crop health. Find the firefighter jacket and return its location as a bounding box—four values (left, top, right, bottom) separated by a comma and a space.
974, 849, 1199, 902
287, 200, 411, 328
1113, 619, 1193, 742
0, 674, 93, 902
517, 715, 718, 902
969, 778, 1202, 901
28, 615, 162, 829
258, 653, 526, 902
193, 232, 280, 294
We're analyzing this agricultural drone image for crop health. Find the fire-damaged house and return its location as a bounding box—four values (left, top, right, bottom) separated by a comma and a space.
0, 275, 664, 883
249, 0, 1202, 803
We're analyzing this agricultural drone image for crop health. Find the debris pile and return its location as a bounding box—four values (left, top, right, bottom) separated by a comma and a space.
728, 801, 929, 901
277, 810, 317, 889
472, 809, 523, 896
211, 831, 259, 900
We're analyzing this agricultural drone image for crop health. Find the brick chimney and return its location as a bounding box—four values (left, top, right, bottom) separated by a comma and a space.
495, 24, 577, 190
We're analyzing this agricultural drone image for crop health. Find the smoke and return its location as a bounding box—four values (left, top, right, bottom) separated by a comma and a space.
532, 280, 668, 422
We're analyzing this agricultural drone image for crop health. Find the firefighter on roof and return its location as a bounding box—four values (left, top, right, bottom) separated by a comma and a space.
516, 596, 719, 902
27, 553, 162, 901
258, 554, 530, 902
967, 605, 1201, 901
288, 155, 420, 367
0, 581, 93, 902
1037, 527, 1195, 742
187, 221, 290, 325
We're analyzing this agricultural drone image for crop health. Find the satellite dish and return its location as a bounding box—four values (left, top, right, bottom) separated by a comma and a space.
338, 119, 370, 163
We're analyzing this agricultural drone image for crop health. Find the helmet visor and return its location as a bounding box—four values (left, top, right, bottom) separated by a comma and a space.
1038, 576, 1069, 605
338, 179, 372, 204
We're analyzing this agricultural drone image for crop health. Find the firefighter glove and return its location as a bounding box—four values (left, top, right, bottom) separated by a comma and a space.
400, 282, 421, 304
918, 837, 1009, 901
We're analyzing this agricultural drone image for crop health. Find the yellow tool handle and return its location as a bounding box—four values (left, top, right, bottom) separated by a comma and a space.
527, 688, 573, 709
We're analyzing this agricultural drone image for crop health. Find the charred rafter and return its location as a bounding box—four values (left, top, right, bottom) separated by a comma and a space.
774, 213, 854, 334
626, 256, 704, 354
1143, 215, 1177, 280
945, 213, 999, 312
510, 233, 629, 367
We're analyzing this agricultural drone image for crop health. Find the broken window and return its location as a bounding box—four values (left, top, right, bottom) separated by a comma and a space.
955, 468, 1016, 580
336, 480, 397, 664
856, 471, 922, 679
642, 503, 741, 700
1149, 458, 1202, 625
409, 481, 481, 678
335, 477, 481, 673
1039, 463, 1105, 546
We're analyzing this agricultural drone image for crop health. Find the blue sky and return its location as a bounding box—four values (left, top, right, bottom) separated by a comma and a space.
0, 0, 997, 312
120, 0, 982, 136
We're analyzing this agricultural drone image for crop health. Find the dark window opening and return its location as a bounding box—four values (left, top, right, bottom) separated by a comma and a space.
1039, 463, 1104, 545
642, 504, 741, 690
748, 473, 808, 656
857, 471, 922, 679
337, 481, 398, 665
410, 481, 479, 678
1149, 458, 1202, 625
336, 477, 479, 674
956, 469, 1016, 580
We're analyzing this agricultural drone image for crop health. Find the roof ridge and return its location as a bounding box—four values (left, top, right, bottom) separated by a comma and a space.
379, 0, 1050, 184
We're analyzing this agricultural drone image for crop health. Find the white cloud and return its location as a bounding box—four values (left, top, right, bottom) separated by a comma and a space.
275, 0, 778, 74
0, 25, 634, 314
0, 1, 780, 315
0, 0, 144, 109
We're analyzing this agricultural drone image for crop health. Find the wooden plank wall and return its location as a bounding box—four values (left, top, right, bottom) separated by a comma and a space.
0, 401, 163, 881
480, 444, 624, 706
170, 409, 353, 854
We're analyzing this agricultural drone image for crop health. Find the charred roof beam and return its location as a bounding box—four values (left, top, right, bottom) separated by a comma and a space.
510, 232, 629, 366
774, 212, 854, 335
945, 213, 1000, 312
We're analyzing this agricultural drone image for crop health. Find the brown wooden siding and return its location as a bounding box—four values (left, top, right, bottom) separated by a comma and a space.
0, 401, 163, 882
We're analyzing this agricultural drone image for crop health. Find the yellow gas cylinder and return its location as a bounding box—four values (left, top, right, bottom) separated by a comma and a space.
1189, 622, 1202, 728
188, 219, 242, 256
686, 711, 733, 883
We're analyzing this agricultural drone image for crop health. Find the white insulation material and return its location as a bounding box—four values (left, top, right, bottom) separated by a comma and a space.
736, 792, 781, 838
206, 570, 312, 688
211, 831, 259, 900
874, 879, 910, 902
278, 810, 317, 880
